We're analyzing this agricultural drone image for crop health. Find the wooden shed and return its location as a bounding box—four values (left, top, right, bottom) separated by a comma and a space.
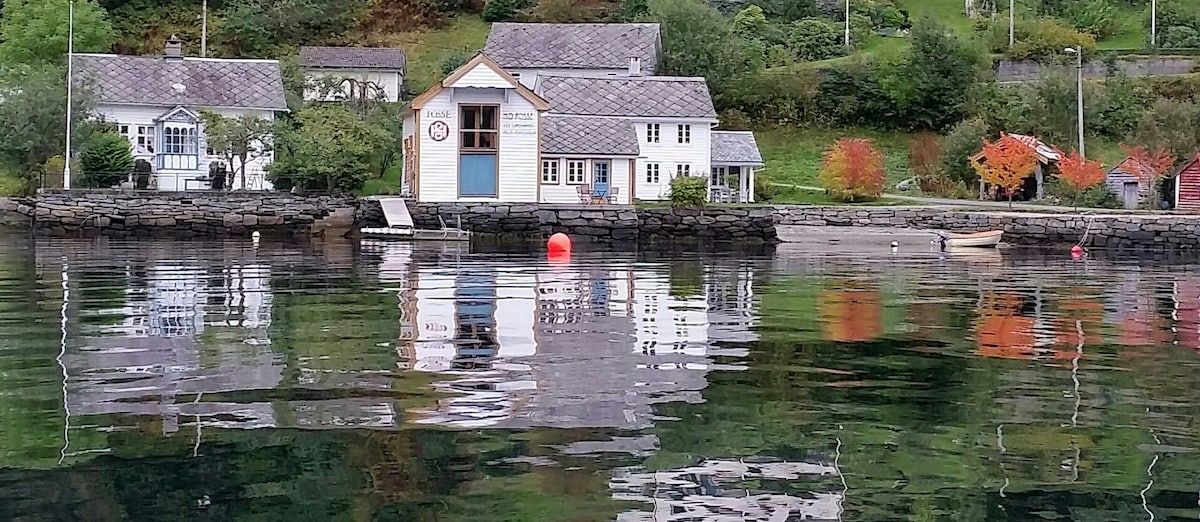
1174, 155, 1200, 212
1106, 157, 1151, 209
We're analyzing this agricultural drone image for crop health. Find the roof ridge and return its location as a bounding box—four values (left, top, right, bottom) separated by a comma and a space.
540, 74, 706, 82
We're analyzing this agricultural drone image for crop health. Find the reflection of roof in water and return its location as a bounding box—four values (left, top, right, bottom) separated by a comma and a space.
611, 458, 844, 521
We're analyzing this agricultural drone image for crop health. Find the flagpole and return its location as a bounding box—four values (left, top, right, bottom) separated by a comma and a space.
64, 0, 75, 190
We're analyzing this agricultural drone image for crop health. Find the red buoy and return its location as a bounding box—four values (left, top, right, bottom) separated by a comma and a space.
548, 232, 572, 253
1071, 245, 1084, 259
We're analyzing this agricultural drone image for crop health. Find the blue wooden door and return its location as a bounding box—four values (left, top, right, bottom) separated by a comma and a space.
593, 160, 610, 197
459, 154, 498, 197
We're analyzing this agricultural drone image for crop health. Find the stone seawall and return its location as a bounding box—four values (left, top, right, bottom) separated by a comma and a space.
11, 193, 1200, 249
18, 191, 356, 236
360, 200, 1200, 249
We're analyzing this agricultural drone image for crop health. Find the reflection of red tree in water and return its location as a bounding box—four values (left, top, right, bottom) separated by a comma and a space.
975, 292, 1036, 360
820, 285, 882, 343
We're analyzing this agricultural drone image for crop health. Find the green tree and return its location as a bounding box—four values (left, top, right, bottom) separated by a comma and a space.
618, 0, 649, 21
200, 112, 274, 190
79, 130, 134, 188
270, 105, 391, 193
482, 0, 530, 22
0, 0, 115, 64
900, 18, 982, 131
938, 116, 990, 187
786, 18, 842, 60
647, 0, 762, 97
1129, 99, 1200, 163
440, 49, 472, 76
0, 64, 94, 184
732, 4, 767, 36
213, 0, 368, 57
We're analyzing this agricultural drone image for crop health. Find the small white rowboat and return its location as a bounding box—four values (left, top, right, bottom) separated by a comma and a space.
936, 230, 1003, 248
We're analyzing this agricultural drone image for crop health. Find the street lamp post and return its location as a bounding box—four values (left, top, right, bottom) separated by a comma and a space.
1151, 0, 1157, 47
201, 0, 208, 58
64, 0, 75, 190
1066, 46, 1085, 158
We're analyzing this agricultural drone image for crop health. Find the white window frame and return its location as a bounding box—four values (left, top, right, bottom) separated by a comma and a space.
566, 160, 587, 185
676, 164, 691, 178
135, 126, 155, 155
541, 159, 560, 184
677, 124, 691, 144
646, 124, 660, 143
646, 163, 660, 184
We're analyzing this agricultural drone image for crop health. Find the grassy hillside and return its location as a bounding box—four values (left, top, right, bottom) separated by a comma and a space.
373, 16, 491, 93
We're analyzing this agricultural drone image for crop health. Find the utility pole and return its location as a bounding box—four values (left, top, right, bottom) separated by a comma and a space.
1151, 0, 1157, 47
64, 0, 75, 190
1009, 0, 1015, 49
201, 0, 208, 58
1066, 46, 1085, 158
845, 0, 851, 50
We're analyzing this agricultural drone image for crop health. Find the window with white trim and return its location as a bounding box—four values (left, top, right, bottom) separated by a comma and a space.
677, 124, 691, 144
541, 159, 560, 184
676, 164, 691, 178
163, 126, 198, 155
646, 124, 660, 143
646, 163, 660, 183
567, 160, 587, 184
135, 126, 155, 154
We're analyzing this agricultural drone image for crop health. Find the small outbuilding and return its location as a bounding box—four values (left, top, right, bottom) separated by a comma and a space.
971, 133, 1061, 201
300, 46, 406, 102
1173, 155, 1200, 212
1105, 157, 1159, 209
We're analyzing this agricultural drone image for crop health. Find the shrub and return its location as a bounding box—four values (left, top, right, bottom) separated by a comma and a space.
1062, 0, 1119, 38
909, 132, 942, 180
439, 49, 472, 76
79, 131, 134, 188
0, 162, 26, 196
938, 117, 989, 187
991, 18, 1097, 60
1162, 26, 1200, 49
482, 0, 529, 22
820, 137, 886, 202
669, 175, 708, 207
787, 18, 843, 61
754, 172, 777, 202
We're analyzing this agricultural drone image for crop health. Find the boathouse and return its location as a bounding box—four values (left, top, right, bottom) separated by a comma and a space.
1173, 155, 1200, 212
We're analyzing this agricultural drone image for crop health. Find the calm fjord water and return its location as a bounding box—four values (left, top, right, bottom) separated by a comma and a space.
2, 235, 1200, 521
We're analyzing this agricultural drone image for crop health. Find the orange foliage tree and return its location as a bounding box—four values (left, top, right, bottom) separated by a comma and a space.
1053, 148, 1106, 210
973, 134, 1038, 208
820, 138, 887, 202
1121, 145, 1176, 208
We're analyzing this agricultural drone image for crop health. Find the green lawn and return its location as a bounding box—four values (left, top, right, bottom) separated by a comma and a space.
360, 163, 403, 196
757, 127, 919, 189
895, 0, 975, 35
771, 185, 919, 205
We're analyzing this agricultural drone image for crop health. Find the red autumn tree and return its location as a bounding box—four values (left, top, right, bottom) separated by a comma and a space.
973, 134, 1038, 208
1121, 145, 1176, 208
820, 138, 887, 202
1053, 148, 1106, 210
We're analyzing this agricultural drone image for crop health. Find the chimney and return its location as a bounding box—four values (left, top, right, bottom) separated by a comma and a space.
164, 35, 184, 60
628, 56, 642, 76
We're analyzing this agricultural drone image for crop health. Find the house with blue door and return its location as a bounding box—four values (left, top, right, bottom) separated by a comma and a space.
73, 36, 287, 191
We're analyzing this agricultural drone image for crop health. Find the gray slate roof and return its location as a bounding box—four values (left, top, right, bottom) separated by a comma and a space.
73, 54, 288, 110
484, 23, 660, 72
537, 75, 716, 118
541, 116, 639, 156
300, 46, 406, 70
711, 131, 764, 165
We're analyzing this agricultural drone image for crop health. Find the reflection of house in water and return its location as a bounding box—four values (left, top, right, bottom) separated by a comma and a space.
611, 458, 843, 521
704, 263, 758, 346
366, 244, 758, 430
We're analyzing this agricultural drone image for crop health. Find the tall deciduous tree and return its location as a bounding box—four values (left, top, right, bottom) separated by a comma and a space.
646, 0, 761, 99
1052, 148, 1105, 210
820, 137, 887, 202
270, 105, 391, 193
973, 134, 1038, 208
1129, 99, 1200, 163
0, 64, 94, 183
214, 0, 367, 57
201, 112, 274, 190
900, 17, 981, 131
0, 0, 114, 64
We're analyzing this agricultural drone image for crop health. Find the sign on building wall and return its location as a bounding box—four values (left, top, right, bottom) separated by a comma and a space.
501, 111, 536, 137
428, 121, 450, 142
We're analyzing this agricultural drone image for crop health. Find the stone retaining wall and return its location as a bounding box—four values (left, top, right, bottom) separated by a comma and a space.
995, 57, 1197, 83
12, 193, 1200, 249
19, 190, 356, 236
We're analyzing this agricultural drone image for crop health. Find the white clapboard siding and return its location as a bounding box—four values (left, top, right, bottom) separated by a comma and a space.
633, 120, 712, 201
538, 158, 634, 205
304, 69, 403, 102
455, 62, 516, 89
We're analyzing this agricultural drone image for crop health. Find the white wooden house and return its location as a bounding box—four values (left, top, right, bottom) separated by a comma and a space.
483, 23, 661, 88
300, 46, 406, 103
74, 37, 287, 191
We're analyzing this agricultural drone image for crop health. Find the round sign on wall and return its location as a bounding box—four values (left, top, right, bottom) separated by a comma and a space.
428, 121, 450, 142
